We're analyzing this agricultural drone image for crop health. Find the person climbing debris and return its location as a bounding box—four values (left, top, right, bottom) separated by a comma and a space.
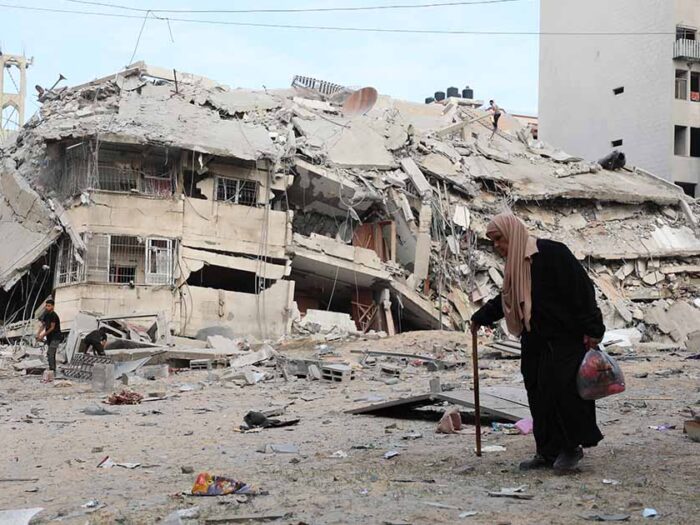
470, 212, 605, 474
486, 99, 504, 141
36, 298, 62, 382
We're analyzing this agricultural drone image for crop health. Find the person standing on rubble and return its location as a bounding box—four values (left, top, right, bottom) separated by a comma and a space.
486, 99, 503, 140
36, 298, 62, 381
470, 212, 605, 473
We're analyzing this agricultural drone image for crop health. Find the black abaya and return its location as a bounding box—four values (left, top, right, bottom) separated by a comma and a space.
472, 239, 605, 457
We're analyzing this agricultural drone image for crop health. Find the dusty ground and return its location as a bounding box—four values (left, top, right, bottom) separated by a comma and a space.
1, 330, 698, 525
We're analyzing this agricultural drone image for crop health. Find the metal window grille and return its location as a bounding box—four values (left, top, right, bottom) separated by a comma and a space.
84, 233, 174, 286
145, 238, 174, 285
291, 75, 344, 96
54, 238, 84, 286
216, 177, 258, 206
108, 236, 144, 284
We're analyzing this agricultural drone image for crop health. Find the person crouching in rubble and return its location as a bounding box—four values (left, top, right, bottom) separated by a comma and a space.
81, 327, 108, 356
470, 212, 605, 473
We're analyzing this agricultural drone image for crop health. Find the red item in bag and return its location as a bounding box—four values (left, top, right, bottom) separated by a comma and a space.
577, 349, 625, 400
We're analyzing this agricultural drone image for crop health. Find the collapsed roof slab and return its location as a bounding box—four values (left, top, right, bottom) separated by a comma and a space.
472, 156, 684, 206
0, 166, 61, 290
390, 278, 450, 330
36, 84, 277, 163
292, 114, 396, 170
181, 246, 288, 281
291, 158, 376, 216
202, 88, 283, 114
291, 233, 390, 288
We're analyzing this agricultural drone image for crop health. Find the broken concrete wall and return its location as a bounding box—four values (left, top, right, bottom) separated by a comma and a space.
179, 280, 295, 340
54, 283, 176, 331
0, 164, 61, 290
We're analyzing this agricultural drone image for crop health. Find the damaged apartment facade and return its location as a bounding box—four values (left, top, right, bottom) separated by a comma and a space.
3, 62, 700, 347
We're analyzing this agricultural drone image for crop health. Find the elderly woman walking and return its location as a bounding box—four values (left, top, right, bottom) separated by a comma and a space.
471, 212, 605, 472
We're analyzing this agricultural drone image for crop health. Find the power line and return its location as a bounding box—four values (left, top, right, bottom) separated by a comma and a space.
66, 0, 523, 14
0, 3, 676, 36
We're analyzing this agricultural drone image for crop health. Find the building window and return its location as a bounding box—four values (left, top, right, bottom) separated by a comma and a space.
675, 126, 688, 156
691, 72, 700, 102
676, 26, 697, 41
613, 87, 624, 95
96, 163, 173, 196
84, 233, 174, 286
691, 128, 700, 158
54, 238, 83, 286
216, 177, 258, 206
611, 139, 623, 147
676, 70, 688, 100
146, 238, 174, 285
675, 182, 696, 197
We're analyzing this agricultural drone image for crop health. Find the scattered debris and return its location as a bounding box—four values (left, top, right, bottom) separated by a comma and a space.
191, 473, 251, 496
488, 486, 533, 500
642, 508, 658, 518
107, 389, 143, 405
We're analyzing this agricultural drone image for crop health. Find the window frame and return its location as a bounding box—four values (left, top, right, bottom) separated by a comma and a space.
215, 176, 258, 206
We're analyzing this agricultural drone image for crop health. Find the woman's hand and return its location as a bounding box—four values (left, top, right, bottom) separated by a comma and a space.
583, 335, 601, 350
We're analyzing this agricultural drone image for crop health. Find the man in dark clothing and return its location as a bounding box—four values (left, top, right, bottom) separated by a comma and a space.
36, 299, 62, 377
471, 213, 605, 473
82, 327, 108, 356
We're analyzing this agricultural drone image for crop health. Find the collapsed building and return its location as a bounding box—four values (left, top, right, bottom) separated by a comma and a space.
2, 62, 700, 350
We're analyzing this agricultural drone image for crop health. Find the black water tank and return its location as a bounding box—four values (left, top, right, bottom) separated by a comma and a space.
446, 86, 460, 98
462, 86, 474, 99
434, 91, 445, 101
425, 97, 435, 104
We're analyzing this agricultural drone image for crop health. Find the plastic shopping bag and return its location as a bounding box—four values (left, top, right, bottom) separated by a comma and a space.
577, 348, 626, 400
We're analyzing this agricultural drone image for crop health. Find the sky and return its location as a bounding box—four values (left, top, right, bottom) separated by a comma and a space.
1, 0, 540, 125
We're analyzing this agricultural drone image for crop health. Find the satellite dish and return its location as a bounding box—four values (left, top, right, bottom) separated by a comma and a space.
342, 87, 378, 116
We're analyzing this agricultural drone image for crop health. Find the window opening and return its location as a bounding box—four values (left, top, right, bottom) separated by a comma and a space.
676, 70, 689, 100
146, 238, 174, 285
109, 236, 143, 284
677, 26, 697, 41
691, 72, 700, 102
216, 177, 258, 206
675, 182, 696, 197
612, 87, 624, 95
611, 139, 623, 147
674, 126, 688, 156
691, 128, 700, 158
54, 238, 83, 286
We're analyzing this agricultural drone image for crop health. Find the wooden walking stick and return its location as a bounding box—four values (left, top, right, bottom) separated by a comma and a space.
471, 327, 482, 456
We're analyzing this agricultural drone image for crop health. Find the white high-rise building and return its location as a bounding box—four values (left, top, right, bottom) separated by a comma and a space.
539, 0, 700, 195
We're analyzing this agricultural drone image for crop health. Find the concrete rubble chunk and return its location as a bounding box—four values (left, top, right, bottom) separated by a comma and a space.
420, 153, 459, 178
229, 345, 276, 368
400, 157, 432, 198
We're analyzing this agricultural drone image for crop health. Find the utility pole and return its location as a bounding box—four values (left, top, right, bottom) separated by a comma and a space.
0, 52, 32, 141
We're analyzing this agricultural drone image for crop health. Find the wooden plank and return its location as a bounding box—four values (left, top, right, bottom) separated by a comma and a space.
346, 393, 435, 415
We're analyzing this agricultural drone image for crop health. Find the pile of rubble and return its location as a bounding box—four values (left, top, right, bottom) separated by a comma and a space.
2, 62, 700, 360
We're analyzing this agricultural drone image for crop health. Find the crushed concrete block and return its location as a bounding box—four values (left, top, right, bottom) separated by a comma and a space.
559, 212, 587, 230
421, 153, 459, 178
137, 364, 169, 380
307, 364, 322, 380
298, 310, 357, 334
229, 345, 275, 368
642, 271, 664, 286
400, 157, 432, 197
91, 363, 115, 392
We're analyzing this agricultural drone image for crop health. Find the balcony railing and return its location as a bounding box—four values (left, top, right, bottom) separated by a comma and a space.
674, 39, 700, 61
